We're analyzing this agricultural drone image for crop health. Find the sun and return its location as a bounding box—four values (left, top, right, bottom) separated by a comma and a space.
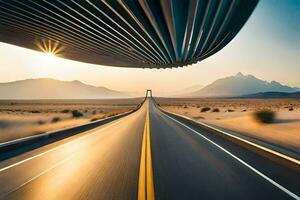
43, 52, 57, 63
36, 39, 64, 58
45, 52, 55, 58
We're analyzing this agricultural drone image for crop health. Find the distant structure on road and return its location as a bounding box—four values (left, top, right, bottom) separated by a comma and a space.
0, 0, 258, 68
146, 90, 153, 98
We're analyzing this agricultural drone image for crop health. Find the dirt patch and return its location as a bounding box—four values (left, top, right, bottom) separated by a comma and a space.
157, 98, 300, 152
0, 98, 142, 143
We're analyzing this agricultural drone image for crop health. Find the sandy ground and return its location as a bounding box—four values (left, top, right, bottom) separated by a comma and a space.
158, 98, 300, 153
0, 98, 142, 143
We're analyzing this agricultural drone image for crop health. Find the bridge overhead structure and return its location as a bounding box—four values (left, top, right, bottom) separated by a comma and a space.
0, 0, 258, 68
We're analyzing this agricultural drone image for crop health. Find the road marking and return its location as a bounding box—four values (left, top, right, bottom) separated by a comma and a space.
163, 110, 300, 165
161, 111, 300, 200
0, 119, 123, 172
138, 102, 155, 200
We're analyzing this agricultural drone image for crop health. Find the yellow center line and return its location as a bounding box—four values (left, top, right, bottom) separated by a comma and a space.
138, 102, 155, 200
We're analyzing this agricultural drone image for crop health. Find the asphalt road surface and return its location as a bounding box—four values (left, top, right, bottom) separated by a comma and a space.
0, 99, 299, 200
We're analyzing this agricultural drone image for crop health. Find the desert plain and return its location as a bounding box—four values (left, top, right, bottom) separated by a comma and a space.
157, 98, 300, 155
0, 98, 142, 143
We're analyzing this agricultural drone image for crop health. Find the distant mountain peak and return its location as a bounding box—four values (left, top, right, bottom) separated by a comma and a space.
71, 80, 82, 83
0, 78, 129, 99
236, 72, 244, 77
246, 74, 256, 79
187, 73, 298, 97
270, 80, 281, 85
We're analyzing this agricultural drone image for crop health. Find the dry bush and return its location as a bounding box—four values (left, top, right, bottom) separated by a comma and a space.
193, 116, 205, 120
51, 117, 61, 123
105, 112, 118, 118
37, 120, 46, 125
61, 109, 70, 113
201, 107, 210, 112
212, 108, 220, 112
253, 110, 275, 123
90, 116, 104, 122
72, 110, 83, 118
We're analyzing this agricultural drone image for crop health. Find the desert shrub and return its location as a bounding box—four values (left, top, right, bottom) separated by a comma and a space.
289, 107, 294, 111
90, 116, 104, 122
212, 108, 220, 112
51, 117, 61, 123
61, 109, 70, 113
31, 110, 40, 113
196, 105, 200, 108
37, 120, 46, 125
106, 112, 118, 118
253, 110, 275, 123
72, 110, 83, 118
242, 109, 247, 112
183, 105, 188, 108
90, 118, 98, 122
193, 116, 205, 120
201, 107, 210, 112
92, 110, 97, 115
227, 109, 234, 112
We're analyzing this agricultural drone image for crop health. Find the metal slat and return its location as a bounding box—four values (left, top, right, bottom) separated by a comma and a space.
0, 1, 143, 65
0, 12, 139, 64
116, 0, 171, 63
90, 0, 167, 64
0, 0, 259, 68
183, 0, 199, 61
99, 0, 168, 64
138, 0, 176, 62
52, 0, 154, 64
68, 0, 159, 64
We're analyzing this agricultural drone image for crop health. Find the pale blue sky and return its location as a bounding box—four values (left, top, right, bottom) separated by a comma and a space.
0, 0, 299, 95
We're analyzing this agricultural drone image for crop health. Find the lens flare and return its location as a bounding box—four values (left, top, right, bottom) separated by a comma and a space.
36, 39, 64, 57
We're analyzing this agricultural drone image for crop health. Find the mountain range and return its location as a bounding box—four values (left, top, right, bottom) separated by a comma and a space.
1, 73, 299, 99
0, 78, 129, 99
186, 72, 300, 97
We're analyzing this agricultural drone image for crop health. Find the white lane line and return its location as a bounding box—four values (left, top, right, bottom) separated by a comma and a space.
0, 155, 73, 198
161, 111, 300, 200
0, 120, 123, 172
163, 110, 300, 164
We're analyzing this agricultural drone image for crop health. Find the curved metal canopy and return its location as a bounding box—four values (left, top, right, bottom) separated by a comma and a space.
0, 0, 258, 68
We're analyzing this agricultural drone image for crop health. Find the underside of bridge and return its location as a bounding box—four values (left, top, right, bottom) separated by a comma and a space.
0, 0, 258, 68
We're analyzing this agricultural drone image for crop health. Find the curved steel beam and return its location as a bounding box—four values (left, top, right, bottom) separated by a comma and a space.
0, 0, 259, 68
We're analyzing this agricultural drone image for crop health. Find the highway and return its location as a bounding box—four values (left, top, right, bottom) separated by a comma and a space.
0, 99, 299, 200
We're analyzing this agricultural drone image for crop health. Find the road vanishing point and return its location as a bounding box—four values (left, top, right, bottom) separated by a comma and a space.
0, 99, 299, 200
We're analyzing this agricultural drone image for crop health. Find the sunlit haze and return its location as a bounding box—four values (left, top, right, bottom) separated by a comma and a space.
0, 0, 299, 96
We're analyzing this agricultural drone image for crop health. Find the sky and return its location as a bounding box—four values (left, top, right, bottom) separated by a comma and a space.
0, 0, 299, 96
